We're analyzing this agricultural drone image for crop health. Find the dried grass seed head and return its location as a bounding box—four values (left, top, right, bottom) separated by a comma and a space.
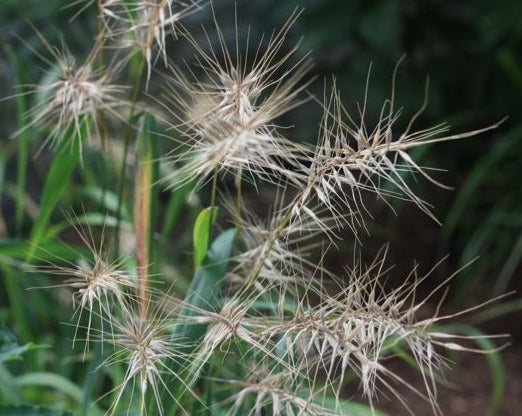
102, 0, 203, 83
292, 69, 504, 237
162, 8, 313, 189
102, 297, 191, 415
259, 249, 508, 415
229, 366, 339, 416
29, 219, 135, 350
14, 33, 128, 155
228, 202, 329, 293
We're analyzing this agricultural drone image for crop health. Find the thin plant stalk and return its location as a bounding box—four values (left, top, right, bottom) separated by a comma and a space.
115, 54, 146, 256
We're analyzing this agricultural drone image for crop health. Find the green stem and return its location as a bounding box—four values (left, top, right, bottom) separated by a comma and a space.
140, 375, 146, 416
235, 169, 243, 232
115, 54, 146, 255
207, 169, 218, 245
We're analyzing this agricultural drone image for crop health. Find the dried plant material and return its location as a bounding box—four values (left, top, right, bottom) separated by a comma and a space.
229, 367, 338, 416
161, 9, 313, 189
29, 219, 134, 351
291, 75, 505, 236
11, 32, 128, 155
102, 0, 203, 83
100, 299, 191, 415
259, 249, 509, 415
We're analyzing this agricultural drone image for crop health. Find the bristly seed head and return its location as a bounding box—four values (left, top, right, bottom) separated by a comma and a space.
16, 33, 128, 156
103, 301, 190, 415
290, 73, 504, 237
161, 8, 313, 189
102, 0, 203, 84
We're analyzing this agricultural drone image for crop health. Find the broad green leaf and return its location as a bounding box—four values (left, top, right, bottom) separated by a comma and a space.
166, 229, 236, 415
178, 228, 236, 342
0, 407, 70, 416
0, 330, 44, 363
193, 207, 219, 269
26, 119, 89, 262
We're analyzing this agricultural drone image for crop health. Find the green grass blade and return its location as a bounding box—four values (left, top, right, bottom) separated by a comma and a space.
0, 406, 71, 416
193, 207, 219, 269
4, 46, 30, 235
0, 240, 87, 262
1, 266, 32, 344
444, 125, 522, 238
166, 228, 236, 415
444, 324, 506, 416
26, 120, 89, 262
14, 373, 83, 404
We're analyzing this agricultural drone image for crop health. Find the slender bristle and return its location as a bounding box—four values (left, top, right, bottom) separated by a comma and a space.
160, 8, 313, 189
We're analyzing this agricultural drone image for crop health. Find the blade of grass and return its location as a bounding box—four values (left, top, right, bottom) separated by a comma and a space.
444, 125, 522, 238
26, 119, 89, 262
445, 324, 506, 416
193, 207, 218, 269
166, 228, 236, 416
4, 45, 30, 235
134, 114, 159, 315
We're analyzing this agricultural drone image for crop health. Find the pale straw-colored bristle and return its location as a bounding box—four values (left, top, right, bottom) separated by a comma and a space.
257, 249, 509, 415
102, 0, 203, 84
100, 297, 192, 415
228, 366, 340, 416
290, 72, 505, 236
10, 31, 128, 156
159, 8, 313, 190
28, 217, 135, 353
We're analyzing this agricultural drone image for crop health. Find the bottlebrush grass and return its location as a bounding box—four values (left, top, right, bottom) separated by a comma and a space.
5, 2, 509, 416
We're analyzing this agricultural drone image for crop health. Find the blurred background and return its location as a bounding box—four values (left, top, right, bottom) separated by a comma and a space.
0, 0, 521, 415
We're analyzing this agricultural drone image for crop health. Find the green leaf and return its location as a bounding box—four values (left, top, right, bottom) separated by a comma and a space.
0, 407, 70, 416
0, 330, 45, 363
26, 119, 89, 262
14, 373, 82, 405
321, 397, 390, 416
444, 324, 506, 416
166, 229, 236, 415
192, 207, 219, 269
179, 228, 236, 342
4, 45, 30, 235
0, 239, 88, 262
444, 125, 522, 238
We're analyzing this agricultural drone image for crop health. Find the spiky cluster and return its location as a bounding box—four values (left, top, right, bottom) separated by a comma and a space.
162, 9, 312, 188
104, 301, 189, 416
20, 3, 507, 416
102, 0, 202, 82
17, 38, 127, 153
